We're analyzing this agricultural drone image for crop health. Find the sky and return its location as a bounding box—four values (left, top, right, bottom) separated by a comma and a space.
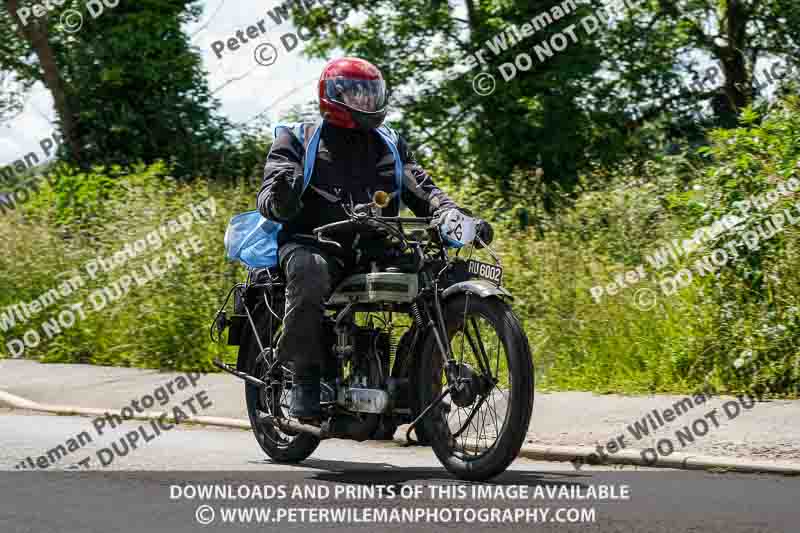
0, 1, 784, 168
0, 0, 329, 166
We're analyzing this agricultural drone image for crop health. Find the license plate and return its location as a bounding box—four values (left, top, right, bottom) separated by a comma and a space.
467, 259, 503, 284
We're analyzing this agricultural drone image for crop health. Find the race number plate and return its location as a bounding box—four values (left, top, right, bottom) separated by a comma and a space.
467, 259, 503, 284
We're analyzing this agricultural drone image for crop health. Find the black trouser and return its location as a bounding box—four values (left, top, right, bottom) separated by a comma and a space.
277, 243, 343, 384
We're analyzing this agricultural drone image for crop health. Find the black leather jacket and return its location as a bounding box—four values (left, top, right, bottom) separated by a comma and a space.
257, 122, 461, 255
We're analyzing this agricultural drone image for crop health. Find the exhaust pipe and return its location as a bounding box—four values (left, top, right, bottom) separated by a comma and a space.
256, 410, 328, 439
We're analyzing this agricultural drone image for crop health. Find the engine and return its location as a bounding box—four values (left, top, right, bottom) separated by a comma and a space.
319, 320, 396, 440
332, 325, 392, 411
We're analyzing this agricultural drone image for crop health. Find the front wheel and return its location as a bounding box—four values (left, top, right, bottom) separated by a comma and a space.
416, 294, 534, 481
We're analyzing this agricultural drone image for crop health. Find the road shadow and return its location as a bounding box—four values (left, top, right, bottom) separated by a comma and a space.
247, 456, 590, 487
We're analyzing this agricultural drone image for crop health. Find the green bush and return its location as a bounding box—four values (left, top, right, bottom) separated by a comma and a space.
2, 99, 799, 397
0, 161, 249, 371
438, 98, 800, 396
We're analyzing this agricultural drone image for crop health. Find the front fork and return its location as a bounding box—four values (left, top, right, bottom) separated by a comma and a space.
404, 278, 468, 444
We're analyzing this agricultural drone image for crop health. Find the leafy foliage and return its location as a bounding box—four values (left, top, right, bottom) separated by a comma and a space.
441, 97, 800, 396
0, 162, 245, 370
0, 0, 265, 179
1, 1, 800, 397
293, 0, 610, 191
2, 100, 799, 396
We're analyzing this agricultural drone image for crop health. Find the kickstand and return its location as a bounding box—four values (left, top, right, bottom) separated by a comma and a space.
404, 385, 451, 446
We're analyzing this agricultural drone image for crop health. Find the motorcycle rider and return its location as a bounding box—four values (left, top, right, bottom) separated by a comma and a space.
257, 57, 493, 419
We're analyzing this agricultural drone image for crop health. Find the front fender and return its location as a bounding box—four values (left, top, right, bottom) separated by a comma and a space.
441, 279, 513, 300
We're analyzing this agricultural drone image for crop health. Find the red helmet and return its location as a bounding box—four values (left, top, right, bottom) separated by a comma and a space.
318, 57, 388, 130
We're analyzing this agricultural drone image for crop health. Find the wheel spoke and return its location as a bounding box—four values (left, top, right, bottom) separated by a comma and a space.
489, 389, 502, 431
452, 393, 490, 439
466, 317, 494, 378
454, 401, 465, 448
485, 392, 502, 439
445, 314, 509, 457
464, 332, 490, 379
477, 395, 491, 448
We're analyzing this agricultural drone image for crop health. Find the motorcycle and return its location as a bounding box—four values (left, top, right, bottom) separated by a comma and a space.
212, 191, 534, 481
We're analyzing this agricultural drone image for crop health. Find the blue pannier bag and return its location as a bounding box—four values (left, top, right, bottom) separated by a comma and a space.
224, 210, 282, 268
224, 121, 405, 269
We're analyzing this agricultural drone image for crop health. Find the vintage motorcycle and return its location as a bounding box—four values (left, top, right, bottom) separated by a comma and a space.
212, 192, 534, 481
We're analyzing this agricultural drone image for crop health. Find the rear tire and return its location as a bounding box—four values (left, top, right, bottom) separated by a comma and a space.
416, 295, 534, 481
239, 308, 320, 463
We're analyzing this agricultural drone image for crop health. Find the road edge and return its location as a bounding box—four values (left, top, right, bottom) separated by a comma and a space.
0, 389, 250, 429
2, 389, 799, 474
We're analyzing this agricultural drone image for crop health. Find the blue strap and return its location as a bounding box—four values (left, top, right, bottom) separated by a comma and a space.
375, 125, 404, 209
303, 124, 323, 190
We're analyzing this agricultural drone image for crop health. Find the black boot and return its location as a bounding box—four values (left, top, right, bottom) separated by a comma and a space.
289, 376, 322, 419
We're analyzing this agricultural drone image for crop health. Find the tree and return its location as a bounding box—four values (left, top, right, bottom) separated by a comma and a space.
600, 0, 800, 127
2, 0, 83, 160
0, 0, 237, 178
292, 0, 609, 193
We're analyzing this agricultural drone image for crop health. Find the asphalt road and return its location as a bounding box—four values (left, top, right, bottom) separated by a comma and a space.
1, 411, 798, 533
4, 359, 800, 463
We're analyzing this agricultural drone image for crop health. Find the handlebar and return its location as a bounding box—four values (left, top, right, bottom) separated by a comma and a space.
313, 216, 434, 236
313, 218, 361, 236
311, 215, 436, 251
312, 188, 434, 242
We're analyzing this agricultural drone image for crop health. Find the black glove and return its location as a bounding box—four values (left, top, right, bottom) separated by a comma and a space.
268, 165, 302, 220
475, 220, 494, 248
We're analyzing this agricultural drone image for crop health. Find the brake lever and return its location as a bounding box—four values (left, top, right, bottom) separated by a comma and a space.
315, 232, 343, 249
352, 203, 371, 215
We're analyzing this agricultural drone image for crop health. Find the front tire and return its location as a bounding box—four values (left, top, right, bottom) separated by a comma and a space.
416, 295, 534, 481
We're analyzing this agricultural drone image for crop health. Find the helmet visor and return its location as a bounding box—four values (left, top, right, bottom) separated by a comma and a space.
324, 78, 387, 113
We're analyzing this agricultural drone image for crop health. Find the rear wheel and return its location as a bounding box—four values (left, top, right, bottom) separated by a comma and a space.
239, 308, 320, 463
416, 295, 534, 481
